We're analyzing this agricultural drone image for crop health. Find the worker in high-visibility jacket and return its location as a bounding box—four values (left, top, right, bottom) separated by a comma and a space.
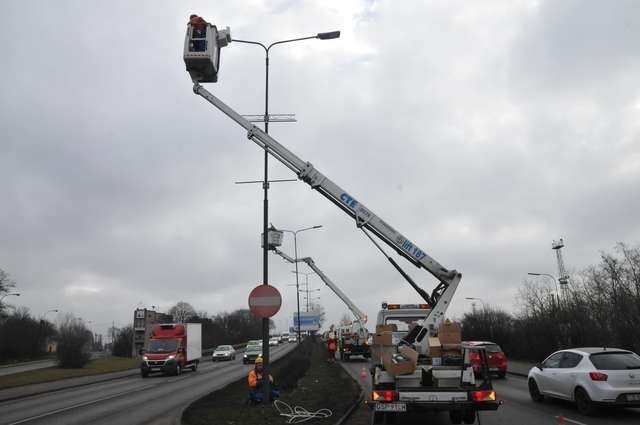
248, 357, 279, 404
327, 332, 337, 363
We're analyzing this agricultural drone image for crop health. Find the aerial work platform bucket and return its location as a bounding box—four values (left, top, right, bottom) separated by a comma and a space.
183, 20, 230, 83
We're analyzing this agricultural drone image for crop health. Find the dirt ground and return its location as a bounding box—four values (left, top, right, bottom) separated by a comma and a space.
182, 338, 361, 425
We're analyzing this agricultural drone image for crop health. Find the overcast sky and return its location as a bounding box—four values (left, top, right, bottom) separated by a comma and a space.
1, 0, 639, 338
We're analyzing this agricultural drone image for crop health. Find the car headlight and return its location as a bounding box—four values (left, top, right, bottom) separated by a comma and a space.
243, 354, 248, 358
142, 355, 148, 361
167, 355, 176, 360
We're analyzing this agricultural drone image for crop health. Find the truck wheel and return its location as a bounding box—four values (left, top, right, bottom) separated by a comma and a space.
191, 361, 198, 372
449, 410, 462, 425
462, 410, 476, 424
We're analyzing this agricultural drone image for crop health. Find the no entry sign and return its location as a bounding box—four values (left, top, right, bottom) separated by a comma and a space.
248, 285, 282, 318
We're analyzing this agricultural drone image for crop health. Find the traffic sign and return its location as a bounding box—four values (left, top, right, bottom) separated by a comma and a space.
248, 285, 282, 318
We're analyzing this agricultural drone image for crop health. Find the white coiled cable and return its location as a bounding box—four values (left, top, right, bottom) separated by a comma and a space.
273, 399, 333, 423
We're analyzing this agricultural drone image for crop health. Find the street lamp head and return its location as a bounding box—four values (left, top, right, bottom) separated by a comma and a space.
312, 225, 323, 229
317, 31, 340, 40
527, 272, 541, 276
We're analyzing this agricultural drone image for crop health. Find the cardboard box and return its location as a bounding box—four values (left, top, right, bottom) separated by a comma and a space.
427, 336, 442, 357
438, 320, 461, 345
371, 344, 396, 364
373, 331, 393, 346
383, 346, 418, 377
376, 324, 397, 333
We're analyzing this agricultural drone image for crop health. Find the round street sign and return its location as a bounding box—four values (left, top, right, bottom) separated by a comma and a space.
248, 285, 282, 318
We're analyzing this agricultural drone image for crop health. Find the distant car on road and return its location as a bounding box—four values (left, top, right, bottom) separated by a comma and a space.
212, 345, 236, 362
463, 341, 507, 378
288, 335, 297, 343
528, 347, 640, 415
243, 340, 263, 364
269, 336, 280, 346
280, 333, 290, 343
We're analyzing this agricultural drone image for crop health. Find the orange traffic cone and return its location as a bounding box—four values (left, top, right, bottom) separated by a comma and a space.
360, 367, 368, 380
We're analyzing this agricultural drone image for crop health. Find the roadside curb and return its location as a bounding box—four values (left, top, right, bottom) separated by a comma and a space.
334, 390, 365, 425
0, 359, 55, 369
0, 369, 139, 403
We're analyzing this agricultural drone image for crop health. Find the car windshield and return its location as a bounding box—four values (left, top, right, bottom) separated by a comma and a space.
247, 345, 261, 352
216, 345, 231, 351
148, 339, 178, 353
590, 352, 640, 370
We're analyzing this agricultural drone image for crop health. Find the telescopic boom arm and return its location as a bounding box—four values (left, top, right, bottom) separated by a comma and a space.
272, 248, 368, 325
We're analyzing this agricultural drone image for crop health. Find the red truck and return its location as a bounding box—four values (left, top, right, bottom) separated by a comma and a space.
140, 323, 202, 377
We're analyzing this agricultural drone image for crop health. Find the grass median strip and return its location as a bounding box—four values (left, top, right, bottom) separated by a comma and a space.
183, 340, 361, 425
0, 356, 139, 390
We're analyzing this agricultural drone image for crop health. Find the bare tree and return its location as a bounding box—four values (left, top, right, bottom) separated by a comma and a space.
56, 314, 92, 368
0, 269, 16, 315
168, 301, 196, 323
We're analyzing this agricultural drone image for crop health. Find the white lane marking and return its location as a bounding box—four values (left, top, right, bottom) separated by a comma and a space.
7, 383, 158, 425
555, 415, 589, 425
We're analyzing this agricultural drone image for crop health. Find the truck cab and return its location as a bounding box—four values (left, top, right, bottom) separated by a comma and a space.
140, 323, 201, 377
371, 304, 499, 425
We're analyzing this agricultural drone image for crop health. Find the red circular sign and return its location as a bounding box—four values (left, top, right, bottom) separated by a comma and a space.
248, 285, 282, 318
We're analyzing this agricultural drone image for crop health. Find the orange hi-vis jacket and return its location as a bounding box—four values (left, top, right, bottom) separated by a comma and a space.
248, 369, 273, 389
328, 340, 337, 351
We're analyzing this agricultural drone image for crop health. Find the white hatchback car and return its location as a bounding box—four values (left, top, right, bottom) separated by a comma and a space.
528, 347, 640, 415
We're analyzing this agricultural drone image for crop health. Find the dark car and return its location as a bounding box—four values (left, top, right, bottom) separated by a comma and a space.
243, 340, 263, 365
464, 341, 507, 378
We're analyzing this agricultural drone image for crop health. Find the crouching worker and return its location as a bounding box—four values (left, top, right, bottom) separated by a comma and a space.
248, 357, 279, 404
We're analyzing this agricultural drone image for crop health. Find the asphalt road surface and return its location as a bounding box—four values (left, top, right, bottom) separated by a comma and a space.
340, 356, 640, 425
0, 343, 296, 425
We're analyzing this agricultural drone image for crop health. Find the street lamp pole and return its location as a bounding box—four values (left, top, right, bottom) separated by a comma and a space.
232, 32, 339, 401
465, 297, 493, 340
279, 225, 323, 343
292, 271, 316, 311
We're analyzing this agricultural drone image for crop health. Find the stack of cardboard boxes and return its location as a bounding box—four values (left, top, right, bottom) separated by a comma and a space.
371, 324, 395, 364
438, 320, 462, 364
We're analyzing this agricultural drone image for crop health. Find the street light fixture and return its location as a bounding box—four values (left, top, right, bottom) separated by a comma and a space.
0, 292, 20, 303
275, 225, 323, 342
527, 272, 559, 301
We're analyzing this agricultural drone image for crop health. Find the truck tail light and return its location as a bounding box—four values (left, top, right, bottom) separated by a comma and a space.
372, 390, 399, 402
472, 390, 496, 403
589, 372, 608, 381
418, 303, 431, 309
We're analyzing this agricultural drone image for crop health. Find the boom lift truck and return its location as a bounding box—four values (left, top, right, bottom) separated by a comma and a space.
183, 19, 500, 425
268, 241, 370, 361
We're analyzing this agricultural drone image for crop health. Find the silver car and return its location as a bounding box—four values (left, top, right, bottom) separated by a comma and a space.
528, 347, 640, 415
212, 345, 236, 362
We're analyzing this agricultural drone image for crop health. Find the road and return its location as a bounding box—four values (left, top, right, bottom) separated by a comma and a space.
340, 357, 640, 425
0, 343, 295, 425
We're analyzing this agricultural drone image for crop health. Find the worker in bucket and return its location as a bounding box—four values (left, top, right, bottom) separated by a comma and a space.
248, 357, 279, 404
188, 14, 208, 52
